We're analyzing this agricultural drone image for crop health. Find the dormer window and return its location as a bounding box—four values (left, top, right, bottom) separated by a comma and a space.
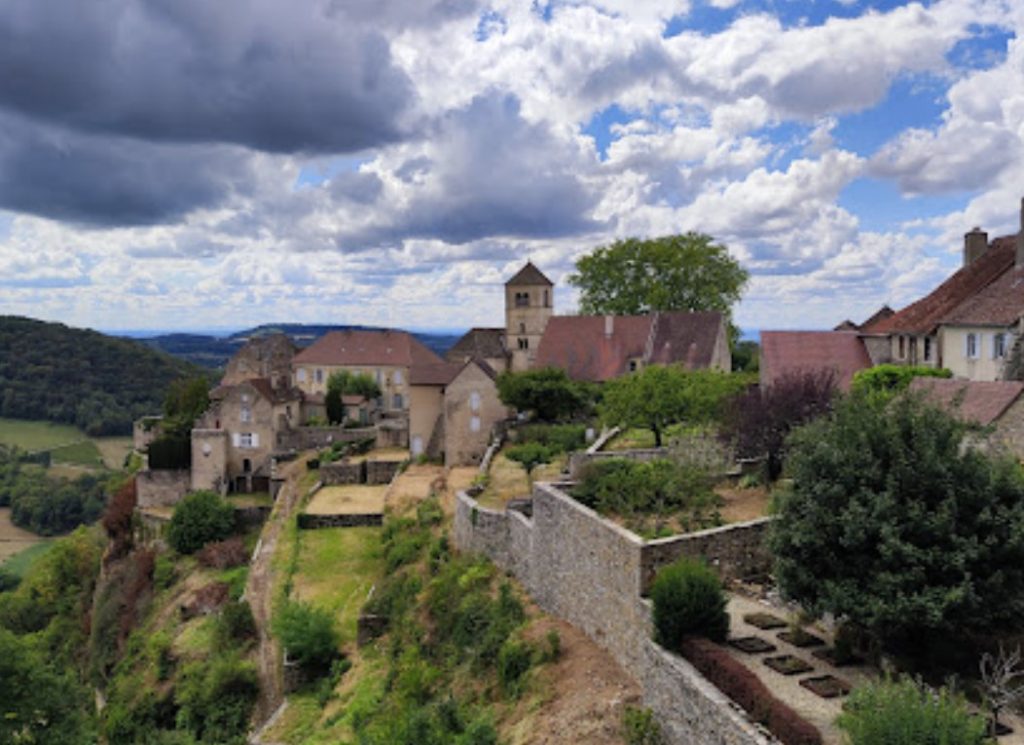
240, 406, 252, 423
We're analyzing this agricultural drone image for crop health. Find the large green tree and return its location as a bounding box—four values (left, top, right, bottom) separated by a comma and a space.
496, 367, 597, 422
600, 366, 748, 446
772, 393, 1024, 652
325, 371, 381, 425
568, 233, 748, 316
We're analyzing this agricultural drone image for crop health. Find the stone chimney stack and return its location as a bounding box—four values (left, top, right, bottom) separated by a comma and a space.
604, 315, 614, 339
964, 227, 988, 266
1018, 197, 1024, 268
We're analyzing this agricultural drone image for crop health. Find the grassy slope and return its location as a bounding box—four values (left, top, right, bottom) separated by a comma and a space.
0, 417, 85, 451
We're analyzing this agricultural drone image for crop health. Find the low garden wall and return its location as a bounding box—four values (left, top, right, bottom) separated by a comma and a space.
321, 461, 364, 485
297, 513, 383, 529
454, 482, 780, 745
278, 426, 377, 451
366, 459, 402, 485
568, 448, 668, 479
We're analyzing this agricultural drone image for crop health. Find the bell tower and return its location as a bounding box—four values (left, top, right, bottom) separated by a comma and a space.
505, 261, 554, 372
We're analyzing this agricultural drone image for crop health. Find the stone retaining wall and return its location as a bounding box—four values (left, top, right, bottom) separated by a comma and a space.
366, 459, 402, 485
278, 426, 377, 451
568, 447, 668, 478
136, 469, 190, 508
454, 482, 780, 745
297, 513, 383, 529
321, 461, 364, 485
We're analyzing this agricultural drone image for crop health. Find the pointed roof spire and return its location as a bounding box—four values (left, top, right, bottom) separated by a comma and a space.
506, 261, 553, 287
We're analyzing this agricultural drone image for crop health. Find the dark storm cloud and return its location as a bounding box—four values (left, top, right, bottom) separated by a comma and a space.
344, 92, 603, 247
0, 0, 417, 153
0, 113, 253, 226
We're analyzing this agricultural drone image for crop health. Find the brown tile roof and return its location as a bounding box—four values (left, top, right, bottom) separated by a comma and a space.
534, 311, 723, 382
445, 328, 507, 363
647, 311, 725, 369
210, 377, 301, 404
759, 331, 872, 391
871, 237, 1016, 335
942, 262, 1024, 326
908, 377, 1024, 426
834, 320, 859, 331
409, 362, 464, 386
859, 305, 895, 332
292, 329, 443, 368
506, 261, 553, 287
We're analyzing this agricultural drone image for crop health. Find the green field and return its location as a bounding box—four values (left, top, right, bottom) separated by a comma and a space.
0, 418, 128, 469
1, 541, 53, 577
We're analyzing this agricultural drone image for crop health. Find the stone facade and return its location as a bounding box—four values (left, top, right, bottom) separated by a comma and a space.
444, 363, 507, 466
454, 482, 779, 745
940, 324, 1014, 381
366, 459, 402, 485
409, 383, 444, 459
276, 426, 376, 451
191, 429, 228, 494
136, 469, 190, 509
320, 460, 364, 485
133, 416, 163, 453
294, 362, 412, 415
221, 333, 296, 389
505, 270, 553, 372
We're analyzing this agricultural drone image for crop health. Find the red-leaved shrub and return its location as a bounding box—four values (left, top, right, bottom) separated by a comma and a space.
196, 536, 249, 569
102, 478, 138, 561
679, 637, 822, 745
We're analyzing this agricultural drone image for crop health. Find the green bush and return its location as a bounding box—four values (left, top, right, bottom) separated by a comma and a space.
383, 516, 429, 572
622, 706, 665, 745
650, 557, 728, 649
166, 491, 235, 555
516, 423, 588, 453
497, 638, 533, 697
364, 571, 422, 625
837, 677, 989, 745
175, 652, 259, 744
504, 442, 554, 478
851, 363, 952, 399
417, 498, 444, 527
217, 600, 256, 646
273, 600, 340, 674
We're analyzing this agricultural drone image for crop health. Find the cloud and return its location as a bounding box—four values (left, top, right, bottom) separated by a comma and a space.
0, 0, 417, 153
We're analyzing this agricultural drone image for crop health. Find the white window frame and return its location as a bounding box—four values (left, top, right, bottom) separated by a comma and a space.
238, 432, 255, 448
966, 333, 978, 359
393, 370, 403, 385
470, 391, 481, 412
994, 332, 1007, 359
240, 406, 252, 423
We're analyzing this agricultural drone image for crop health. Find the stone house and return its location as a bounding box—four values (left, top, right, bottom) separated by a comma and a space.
408, 359, 508, 465
291, 329, 444, 418
909, 377, 1024, 458
445, 327, 509, 374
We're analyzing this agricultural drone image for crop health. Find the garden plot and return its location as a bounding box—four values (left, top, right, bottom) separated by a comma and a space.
305, 485, 388, 516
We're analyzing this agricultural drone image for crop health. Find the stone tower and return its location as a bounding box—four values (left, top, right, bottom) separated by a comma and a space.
505, 261, 554, 372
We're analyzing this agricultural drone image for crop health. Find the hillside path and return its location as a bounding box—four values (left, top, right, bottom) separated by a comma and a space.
247, 456, 309, 739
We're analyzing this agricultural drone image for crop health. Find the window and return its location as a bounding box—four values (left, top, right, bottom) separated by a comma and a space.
515, 291, 529, 307
994, 333, 1007, 358
519, 322, 526, 334
376, 369, 383, 385
923, 337, 932, 362
518, 338, 529, 350
240, 406, 252, 423
297, 368, 307, 383
544, 289, 549, 307
628, 360, 639, 372
315, 368, 323, 384
470, 416, 481, 433
470, 391, 481, 412
967, 333, 978, 359
898, 336, 905, 358
242, 458, 252, 473
238, 432, 256, 448
241, 393, 250, 404
393, 370, 403, 385
393, 393, 404, 410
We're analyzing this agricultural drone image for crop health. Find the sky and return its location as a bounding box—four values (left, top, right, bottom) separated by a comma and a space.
0, 0, 1022, 334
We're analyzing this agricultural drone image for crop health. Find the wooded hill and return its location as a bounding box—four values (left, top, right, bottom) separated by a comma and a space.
0, 316, 203, 436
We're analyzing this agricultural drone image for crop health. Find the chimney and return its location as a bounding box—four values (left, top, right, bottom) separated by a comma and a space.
604, 315, 614, 339
964, 227, 988, 266
1018, 197, 1024, 268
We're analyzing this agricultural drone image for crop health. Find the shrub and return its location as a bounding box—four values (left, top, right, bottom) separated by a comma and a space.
217, 600, 257, 646
851, 363, 952, 399
837, 677, 989, 745
497, 638, 533, 697
196, 536, 249, 569
496, 367, 597, 422
516, 423, 588, 453
273, 600, 340, 674
416, 498, 444, 527
175, 652, 259, 744
680, 637, 822, 745
504, 442, 554, 479
166, 490, 236, 555
102, 479, 137, 560
0, 567, 20, 593
383, 517, 429, 572
153, 554, 176, 590
650, 557, 728, 649
364, 571, 422, 625
622, 706, 665, 745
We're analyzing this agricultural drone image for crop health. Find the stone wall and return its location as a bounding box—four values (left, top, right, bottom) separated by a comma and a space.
136, 469, 190, 509
568, 447, 668, 479
366, 459, 402, 485
297, 513, 383, 529
640, 518, 773, 595
278, 426, 377, 451
454, 483, 780, 745
321, 461, 364, 485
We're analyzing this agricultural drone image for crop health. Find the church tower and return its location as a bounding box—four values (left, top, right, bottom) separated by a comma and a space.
505, 261, 554, 372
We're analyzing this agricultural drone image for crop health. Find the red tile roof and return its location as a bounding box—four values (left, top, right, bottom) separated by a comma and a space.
871, 237, 1016, 335
908, 377, 1024, 426
506, 261, 553, 286
759, 331, 871, 391
942, 262, 1024, 326
535, 312, 724, 382
292, 329, 443, 368
858, 305, 895, 332
409, 362, 464, 386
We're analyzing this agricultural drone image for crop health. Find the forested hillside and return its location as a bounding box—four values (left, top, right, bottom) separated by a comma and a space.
0, 316, 203, 436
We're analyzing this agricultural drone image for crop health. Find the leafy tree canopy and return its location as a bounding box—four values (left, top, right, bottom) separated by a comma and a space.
850, 363, 951, 400
326, 371, 382, 424
568, 233, 748, 316
166, 490, 236, 555
772, 393, 1024, 651
162, 375, 212, 438
496, 367, 597, 422
600, 366, 749, 447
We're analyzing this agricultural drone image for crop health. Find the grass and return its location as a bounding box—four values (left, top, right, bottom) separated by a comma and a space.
477, 451, 567, 508
1, 538, 53, 575
0, 417, 125, 471
0, 417, 86, 451
605, 423, 686, 451
0, 507, 47, 563
227, 491, 273, 508
93, 437, 134, 469
305, 485, 388, 515
290, 527, 382, 645
50, 439, 105, 467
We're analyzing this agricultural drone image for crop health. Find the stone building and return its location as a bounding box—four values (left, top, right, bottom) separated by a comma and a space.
909, 377, 1024, 458
408, 359, 508, 465
505, 262, 554, 372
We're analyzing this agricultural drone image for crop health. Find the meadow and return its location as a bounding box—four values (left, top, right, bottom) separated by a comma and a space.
0, 417, 132, 469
